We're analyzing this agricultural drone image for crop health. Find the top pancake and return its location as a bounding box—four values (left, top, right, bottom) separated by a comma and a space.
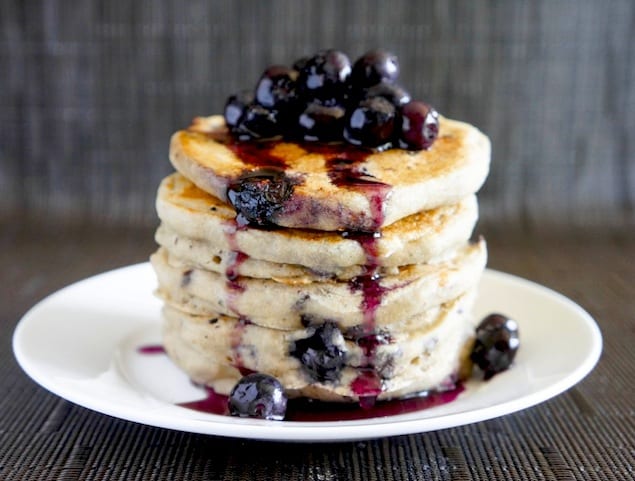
170, 115, 490, 231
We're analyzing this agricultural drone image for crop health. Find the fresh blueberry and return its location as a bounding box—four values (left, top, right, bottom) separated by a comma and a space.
290, 322, 347, 383
398, 100, 439, 150
297, 49, 352, 106
470, 313, 520, 380
364, 82, 411, 107
351, 49, 399, 88
297, 103, 345, 141
232, 103, 279, 140
227, 168, 293, 227
224, 90, 254, 128
292, 56, 310, 72
255, 65, 299, 111
343, 96, 396, 149
228, 373, 287, 420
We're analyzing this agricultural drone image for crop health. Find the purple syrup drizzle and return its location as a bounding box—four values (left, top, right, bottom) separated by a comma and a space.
178, 387, 230, 416
326, 156, 390, 233
225, 251, 248, 282
207, 140, 395, 402
222, 220, 248, 313
350, 370, 382, 400
224, 139, 289, 169
220, 219, 252, 371
318, 150, 392, 399
137, 345, 165, 354
138, 347, 466, 422
175, 384, 465, 422
347, 264, 389, 396
229, 318, 250, 370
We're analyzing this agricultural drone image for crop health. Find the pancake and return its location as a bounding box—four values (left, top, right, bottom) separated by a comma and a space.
169, 115, 490, 231
156, 172, 480, 274
152, 102, 491, 405
162, 290, 477, 401
151, 239, 486, 331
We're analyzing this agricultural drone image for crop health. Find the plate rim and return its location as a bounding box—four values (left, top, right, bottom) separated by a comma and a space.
12, 264, 603, 442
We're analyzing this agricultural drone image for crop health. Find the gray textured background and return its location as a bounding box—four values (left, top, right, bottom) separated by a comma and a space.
1, 0, 634, 232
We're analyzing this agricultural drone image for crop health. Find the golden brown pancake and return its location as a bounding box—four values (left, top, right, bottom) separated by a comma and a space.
155, 172, 480, 276
169, 115, 490, 231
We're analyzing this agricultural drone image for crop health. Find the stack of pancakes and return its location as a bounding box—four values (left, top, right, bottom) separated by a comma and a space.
151, 115, 490, 402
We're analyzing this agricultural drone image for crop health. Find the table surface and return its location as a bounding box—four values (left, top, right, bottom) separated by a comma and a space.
1, 222, 633, 481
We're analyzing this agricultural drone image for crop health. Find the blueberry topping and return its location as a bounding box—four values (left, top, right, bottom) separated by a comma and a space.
228, 373, 287, 420
344, 96, 396, 149
233, 103, 279, 140
227, 169, 293, 227
290, 322, 347, 383
470, 313, 520, 380
351, 49, 399, 88
255, 65, 299, 111
297, 49, 352, 106
224, 90, 254, 128
398, 101, 439, 150
364, 82, 411, 107
292, 56, 310, 72
297, 103, 345, 141
222, 49, 440, 151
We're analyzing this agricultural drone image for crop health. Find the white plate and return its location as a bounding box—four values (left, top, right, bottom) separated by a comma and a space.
13, 264, 602, 442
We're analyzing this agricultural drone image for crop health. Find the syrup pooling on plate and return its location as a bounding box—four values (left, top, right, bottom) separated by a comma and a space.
175, 382, 465, 422
137, 345, 166, 355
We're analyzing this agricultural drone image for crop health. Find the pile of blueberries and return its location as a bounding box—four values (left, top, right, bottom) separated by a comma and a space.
224, 49, 440, 151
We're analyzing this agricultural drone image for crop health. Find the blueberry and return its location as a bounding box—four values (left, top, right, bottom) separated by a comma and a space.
233, 103, 279, 140
343, 96, 396, 149
297, 103, 345, 141
224, 90, 254, 128
292, 56, 310, 72
398, 100, 439, 150
227, 169, 293, 227
228, 373, 287, 420
255, 65, 299, 111
470, 313, 520, 380
364, 82, 411, 107
297, 49, 352, 106
290, 322, 347, 383
351, 49, 399, 88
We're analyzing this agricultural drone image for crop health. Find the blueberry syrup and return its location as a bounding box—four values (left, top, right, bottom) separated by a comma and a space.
137, 345, 165, 354
178, 386, 230, 416
213, 140, 394, 401
314, 148, 392, 399
221, 220, 248, 314
219, 219, 253, 371
326, 155, 390, 233
176, 384, 465, 421
137, 346, 466, 421
350, 370, 383, 406
230, 318, 251, 371
349, 273, 387, 332
225, 251, 248, 282
224, 139, 289, 169
221, 138, 392, 232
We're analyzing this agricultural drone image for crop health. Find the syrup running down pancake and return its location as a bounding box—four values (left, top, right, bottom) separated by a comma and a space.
151, 48, 495, 414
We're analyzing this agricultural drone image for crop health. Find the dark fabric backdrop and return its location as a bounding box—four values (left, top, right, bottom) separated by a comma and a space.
1, 0, 634, 232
